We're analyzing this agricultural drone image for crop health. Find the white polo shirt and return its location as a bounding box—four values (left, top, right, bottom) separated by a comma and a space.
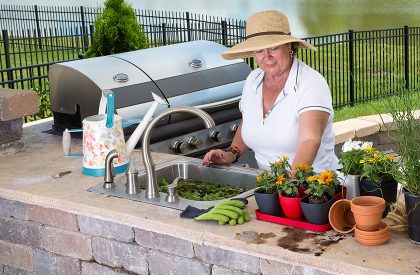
239, 57, 339, 172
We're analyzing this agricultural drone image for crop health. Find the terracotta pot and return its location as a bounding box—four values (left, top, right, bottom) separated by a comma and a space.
279, 194, 304, 220
350, 196, 385, 231
359, 178, 398, 218
355, 222, 390, 240
355, 233, 390, 246
328, 199, 356, 233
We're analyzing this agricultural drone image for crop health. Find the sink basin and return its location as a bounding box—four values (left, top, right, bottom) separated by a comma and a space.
88, 158, 262, 210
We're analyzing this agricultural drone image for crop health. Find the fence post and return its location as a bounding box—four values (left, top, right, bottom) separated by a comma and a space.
404, 25, 410, 90
348, 29, 355, 106
162, 23, 167, 45
186, 12, 191, 41
80, 6, 89, 51
221, 20, 228, 46
34, 5, 42, 49
2, 30, 14, 89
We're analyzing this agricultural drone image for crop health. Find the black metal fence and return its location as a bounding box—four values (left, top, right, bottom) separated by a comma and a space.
0, 5, 419, 108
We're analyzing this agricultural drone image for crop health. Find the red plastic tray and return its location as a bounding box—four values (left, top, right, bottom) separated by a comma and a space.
255, 209, 332, 232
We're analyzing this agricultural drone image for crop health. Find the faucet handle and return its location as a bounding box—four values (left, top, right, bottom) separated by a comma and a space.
126, 158, 140, 195
104, 149, 118, 189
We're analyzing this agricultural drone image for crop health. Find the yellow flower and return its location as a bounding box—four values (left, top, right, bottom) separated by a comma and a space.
256, 176, 261, 182
364, 147, 374, 153
283, 156, 289, 161
368, 158, 375, 163
296, 163, 311, 170
307, 175, 318, 182
276, 175, 285, 185
359, 159, 366, 163
387, 156, 395, 161
318, 177, 326, 185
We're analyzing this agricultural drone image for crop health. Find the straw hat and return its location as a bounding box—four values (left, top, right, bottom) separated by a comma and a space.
222, 10, 316, 60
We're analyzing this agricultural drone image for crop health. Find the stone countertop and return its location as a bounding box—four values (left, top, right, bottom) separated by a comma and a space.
0, 119, 419, 275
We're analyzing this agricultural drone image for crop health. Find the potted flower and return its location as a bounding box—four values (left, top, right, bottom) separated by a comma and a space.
301, 171, 337, 225
254, 171, 281, 216
294, 163, 315, 196
339, 139, 373, 199
384, 90, 420, 244
358, 147, 399, 217
273, 156, 305, 220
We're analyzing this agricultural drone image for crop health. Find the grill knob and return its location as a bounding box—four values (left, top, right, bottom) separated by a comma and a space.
188, 136, 201, 149
210, 131, 224, 143
171, 140, 187, 154
230, 124, 239, 136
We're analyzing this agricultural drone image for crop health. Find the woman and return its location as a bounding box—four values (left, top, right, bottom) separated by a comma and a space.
203, 10, 339, 174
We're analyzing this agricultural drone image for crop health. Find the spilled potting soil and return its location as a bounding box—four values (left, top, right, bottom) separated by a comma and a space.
235, 231, 276, 244
277, 227, 346, 256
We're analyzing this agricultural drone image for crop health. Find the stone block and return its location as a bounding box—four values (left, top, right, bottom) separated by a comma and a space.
0, 264, 2, 275
0, 217, 42, 248
3, 265, 36, 275
335, 118, 380, 138
194, 244, 259, 274
0, 88, 38, 121
0, 198, 28, 220
77, 215, 134, 242
33, 249, 80, 275
148, 249, 210, 275
28, 205, 79, 231
332, 123, 355, 145
134, 228, 194, 258
0, 119, 23, 143
0, 140, 24, 157
81, 262, 129, 275
359, 114, 395, 131
41, 226, 92, 260
260, 258, 304, 275
212, 264, 257, 275
0, 240, 33, 272
92, 237, 148, 275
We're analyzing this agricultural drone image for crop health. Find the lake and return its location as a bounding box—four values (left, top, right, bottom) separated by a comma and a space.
1, 0, 420, 37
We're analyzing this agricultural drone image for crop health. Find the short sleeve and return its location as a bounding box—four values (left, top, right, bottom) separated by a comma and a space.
296, 73, 333, 116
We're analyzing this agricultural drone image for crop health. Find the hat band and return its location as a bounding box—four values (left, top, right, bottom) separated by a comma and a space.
246, 31, 291, 40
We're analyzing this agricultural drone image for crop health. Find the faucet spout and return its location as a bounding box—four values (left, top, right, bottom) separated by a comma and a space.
141, 106, 215, 199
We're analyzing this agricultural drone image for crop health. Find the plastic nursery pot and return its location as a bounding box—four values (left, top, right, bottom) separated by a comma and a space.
254, 190, 281, 216
403, 189, 420, 244
359, 178, 398, 218
350, 196, 385, 231
328, 199, 356, 233
279, 195, 305, 221
301, 196, 334, 225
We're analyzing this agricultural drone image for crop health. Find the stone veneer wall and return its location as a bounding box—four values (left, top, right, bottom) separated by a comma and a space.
0, 198, 335, 275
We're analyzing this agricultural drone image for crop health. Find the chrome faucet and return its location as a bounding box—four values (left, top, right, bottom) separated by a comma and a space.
141, 106, 215, 199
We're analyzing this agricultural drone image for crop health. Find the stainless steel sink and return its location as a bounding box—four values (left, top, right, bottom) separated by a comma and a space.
88, 159, 262, 210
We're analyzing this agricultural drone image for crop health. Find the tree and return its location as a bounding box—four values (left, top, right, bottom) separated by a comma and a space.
85, 0, 148, 57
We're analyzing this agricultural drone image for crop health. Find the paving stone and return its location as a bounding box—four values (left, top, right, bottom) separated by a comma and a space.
0, 217, 42, 248
81, 262, 129, 275
3, 265, 36, 275
28, 205, 79, 231
212, 264, 258, 275
92, 237, 148, 275
0, 198, 28, 220
148, 249, 210, 275
134, 228, 194, 258
0, 88, 38, 121
33, 249, 80, 275
194, 244, 260, 274
77, 215, 134, 242
41, 226, 92, 260
0, 240, 33, 272
0, 119, 23, 143
0, 265, 3, 275
0, 139, 24, 157
304, 267, 337, 275
260, 258, 305, 275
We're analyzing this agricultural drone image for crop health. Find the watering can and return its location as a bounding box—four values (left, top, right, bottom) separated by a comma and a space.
62, 90, 167, 176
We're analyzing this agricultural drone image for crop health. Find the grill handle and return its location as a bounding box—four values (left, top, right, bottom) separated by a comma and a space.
193, 95, 241, 109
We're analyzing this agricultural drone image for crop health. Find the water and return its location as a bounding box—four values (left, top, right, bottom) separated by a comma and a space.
1, 0, 420, 37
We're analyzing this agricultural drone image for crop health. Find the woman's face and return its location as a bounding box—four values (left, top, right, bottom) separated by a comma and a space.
254, 43, 292, 77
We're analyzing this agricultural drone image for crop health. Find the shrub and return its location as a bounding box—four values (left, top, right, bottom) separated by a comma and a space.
86, 0, 148, 57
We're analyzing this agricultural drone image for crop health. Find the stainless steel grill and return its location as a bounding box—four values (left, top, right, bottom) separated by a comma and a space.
49, 40, 255, 164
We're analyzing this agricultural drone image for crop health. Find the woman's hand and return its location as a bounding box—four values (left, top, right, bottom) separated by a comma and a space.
202, 149, 236, 166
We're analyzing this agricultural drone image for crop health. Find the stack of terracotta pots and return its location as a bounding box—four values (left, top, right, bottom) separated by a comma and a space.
329, 196, 390, 246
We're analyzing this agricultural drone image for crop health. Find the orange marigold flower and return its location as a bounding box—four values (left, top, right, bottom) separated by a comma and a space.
320, 171, 334, 179
307, 175, 318, 182
276, 175, 285, 185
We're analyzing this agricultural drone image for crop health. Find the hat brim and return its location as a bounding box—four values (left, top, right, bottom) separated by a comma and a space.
222, 35, 316, 60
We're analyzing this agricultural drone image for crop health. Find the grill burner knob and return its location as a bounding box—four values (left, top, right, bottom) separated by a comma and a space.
230, 124, 239, 136
188, 136, 201, 149
171, 140, 187, 154
210, 131, 224, 143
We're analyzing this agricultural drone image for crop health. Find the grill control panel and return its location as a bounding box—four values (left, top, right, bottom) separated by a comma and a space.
149, 119, 240, 157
